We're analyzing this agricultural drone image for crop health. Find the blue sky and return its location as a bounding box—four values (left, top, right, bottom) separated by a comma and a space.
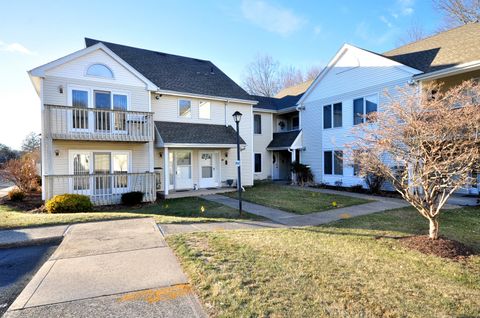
0, 0, 440, 149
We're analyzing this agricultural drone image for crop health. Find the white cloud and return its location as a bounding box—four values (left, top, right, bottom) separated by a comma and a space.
355, 21, 397, 45
0, 40, 35, 55
241, 0, 306, 36
380, 15, 393, 28
393, 0, 415, 17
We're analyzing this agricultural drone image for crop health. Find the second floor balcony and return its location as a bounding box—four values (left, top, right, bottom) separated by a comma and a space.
44, 104, 154, 142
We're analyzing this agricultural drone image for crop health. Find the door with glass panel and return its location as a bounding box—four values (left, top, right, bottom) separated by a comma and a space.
72, 152, 91, 194
71, 89, 89, 131
113, 153, 129, 193
113, 94, 128, 133
94, 153, 112, 195
199, 152, 218, 188
174, 151, 193, 189
94, 91, 111, 132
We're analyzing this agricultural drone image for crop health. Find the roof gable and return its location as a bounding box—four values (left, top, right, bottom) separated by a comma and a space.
28, 43, 158, 91
85, 38, 255, 102
299, 44, 421, 104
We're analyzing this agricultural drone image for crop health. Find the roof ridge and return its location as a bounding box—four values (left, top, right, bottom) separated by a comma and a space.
85, 37, 212, 63
383, 22, 479, 54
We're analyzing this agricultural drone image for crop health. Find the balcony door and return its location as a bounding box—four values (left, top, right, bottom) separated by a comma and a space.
70, 89, 90, 131
174, 151, 193, 190
94, 91, 111, 132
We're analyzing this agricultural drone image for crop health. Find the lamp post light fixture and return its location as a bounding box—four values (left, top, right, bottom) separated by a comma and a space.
232, 111, 243, 216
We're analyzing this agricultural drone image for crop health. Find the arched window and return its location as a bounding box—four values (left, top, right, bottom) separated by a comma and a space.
86, 64, 114, 78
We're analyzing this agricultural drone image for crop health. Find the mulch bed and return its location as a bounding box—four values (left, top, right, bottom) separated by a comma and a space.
0, 192, 44, 212
398, 235, 475, 260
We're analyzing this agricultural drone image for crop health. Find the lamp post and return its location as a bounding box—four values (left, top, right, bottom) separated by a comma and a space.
232, 111, 243, 216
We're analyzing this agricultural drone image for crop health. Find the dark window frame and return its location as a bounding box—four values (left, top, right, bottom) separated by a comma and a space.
324, 151, 333, 175
254, 153, 262, 173
323, 105, 332, 129
254, 114, 262, 134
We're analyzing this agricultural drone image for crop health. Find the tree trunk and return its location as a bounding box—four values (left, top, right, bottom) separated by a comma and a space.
428, 218, 439, 240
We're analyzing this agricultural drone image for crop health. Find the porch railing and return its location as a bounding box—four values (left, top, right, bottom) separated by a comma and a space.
44, 104, 154, 142
44, 172, 157, 205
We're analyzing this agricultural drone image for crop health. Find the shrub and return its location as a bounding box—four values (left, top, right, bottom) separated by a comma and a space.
291, 161, 314, 186
364, 172, 386, 194
8, 187, 25, 201
46, 194, 93, 213
350, 184, 364, 193
0, 154, 38, 192
121, 191, 144, 206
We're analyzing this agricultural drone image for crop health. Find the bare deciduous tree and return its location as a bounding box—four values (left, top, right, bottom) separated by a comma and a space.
21, 132, 41, 153
242, 54, 322, 97
433, 0, 480, 30
349, 80, 480, 240
242, 54, 281, 97
397, 20, 428, 46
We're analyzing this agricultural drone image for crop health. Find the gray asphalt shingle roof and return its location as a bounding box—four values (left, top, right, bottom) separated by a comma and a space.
267, 130, 301, 149
252, 93, 303, 111
155, 121, 245, 145
383, 23, 480, 73
85, 38, 255, 101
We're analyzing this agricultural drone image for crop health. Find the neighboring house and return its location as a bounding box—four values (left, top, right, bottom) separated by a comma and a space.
251, 81, 311, 181
298, 23, 480, 194
29, 39, 257, 205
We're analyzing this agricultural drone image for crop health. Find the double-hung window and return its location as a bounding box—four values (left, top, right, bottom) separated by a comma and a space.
323, 103, 342, 129
353, 94, 378, 125
324, 150, 343, 175
199, 101, 211, 119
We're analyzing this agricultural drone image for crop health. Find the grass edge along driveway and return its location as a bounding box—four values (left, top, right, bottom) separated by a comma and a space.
225, 182, 371, 214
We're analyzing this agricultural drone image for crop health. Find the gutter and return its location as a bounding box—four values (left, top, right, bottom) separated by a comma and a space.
413, 60, 480, 81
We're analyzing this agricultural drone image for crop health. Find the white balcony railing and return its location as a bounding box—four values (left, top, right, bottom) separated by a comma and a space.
44, 104, 154, 142
44, 172, 157, 205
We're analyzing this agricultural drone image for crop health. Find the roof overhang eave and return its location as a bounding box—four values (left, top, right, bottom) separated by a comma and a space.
414, 60, 480, 81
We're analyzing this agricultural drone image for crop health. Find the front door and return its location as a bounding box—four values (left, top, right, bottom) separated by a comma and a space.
199, 152, 218, 188
272, 152, 280, 180
94, 153, 112, 195
175, 151, 193, 189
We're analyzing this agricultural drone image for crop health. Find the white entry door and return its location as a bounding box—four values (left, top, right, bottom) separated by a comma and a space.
175, 151, 193, 189
199, 152, 218, 188
272, 152, 280, 180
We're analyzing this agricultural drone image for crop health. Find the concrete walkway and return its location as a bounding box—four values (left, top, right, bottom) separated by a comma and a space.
203, 190, 410, 227
5, 218, 206, 318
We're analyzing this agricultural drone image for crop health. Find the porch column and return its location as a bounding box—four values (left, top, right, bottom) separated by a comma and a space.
163, 147, 169, 196
290, 149, 296, 183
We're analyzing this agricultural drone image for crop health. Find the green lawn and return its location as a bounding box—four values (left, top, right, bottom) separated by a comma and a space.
168, 206, 480, 317
0, 197, 259, 230
225, 182, 371, 214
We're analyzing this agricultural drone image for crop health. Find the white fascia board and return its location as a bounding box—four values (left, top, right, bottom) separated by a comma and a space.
160, 143, 238, 148
277, 106, 298, 114
290, 130, 303, 149
28, 43, 159, 91
297, 43, 422, 105
156, 89, 258, 105
253, 108, 276, 113
414, 60, 480, 81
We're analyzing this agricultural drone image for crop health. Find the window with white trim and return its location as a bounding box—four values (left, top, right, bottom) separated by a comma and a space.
86, 64, 114, 79
353, 94, 378, 125
179, 99, 192, 118
324, 150, 343, 175
323, 103, 342, 129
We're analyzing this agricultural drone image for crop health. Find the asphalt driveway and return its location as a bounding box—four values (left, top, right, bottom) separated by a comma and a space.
0, 244, 58, 316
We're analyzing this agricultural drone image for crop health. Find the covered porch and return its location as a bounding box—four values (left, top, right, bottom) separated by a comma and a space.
154, 121, 246, 197
267, 130, 303, 181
